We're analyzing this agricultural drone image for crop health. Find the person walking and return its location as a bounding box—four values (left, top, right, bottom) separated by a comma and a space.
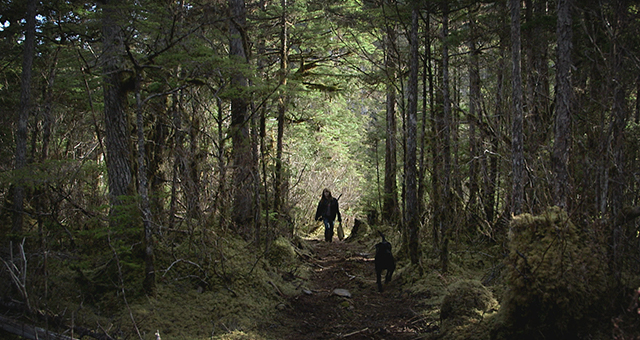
315, 188, 342, 242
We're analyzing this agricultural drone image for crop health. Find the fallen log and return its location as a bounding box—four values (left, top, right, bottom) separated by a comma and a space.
0, 314, 78, 340
0, 299, 114, 340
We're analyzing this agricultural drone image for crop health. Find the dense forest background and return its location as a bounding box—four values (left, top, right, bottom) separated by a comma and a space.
2, 0, 640, 339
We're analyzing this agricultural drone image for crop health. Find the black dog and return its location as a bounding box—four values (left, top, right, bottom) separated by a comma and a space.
375, 232, 396, 292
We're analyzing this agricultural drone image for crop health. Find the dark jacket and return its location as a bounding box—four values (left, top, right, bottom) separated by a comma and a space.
315, 197, 342, 223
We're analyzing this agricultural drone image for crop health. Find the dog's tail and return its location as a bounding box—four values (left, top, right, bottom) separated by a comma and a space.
378, 230, 386, 242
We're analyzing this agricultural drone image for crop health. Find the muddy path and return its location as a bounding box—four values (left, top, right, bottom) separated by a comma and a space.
266, 239, 435, 340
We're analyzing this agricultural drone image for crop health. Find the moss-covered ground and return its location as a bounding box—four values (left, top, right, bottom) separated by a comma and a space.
4, 210, 640, 339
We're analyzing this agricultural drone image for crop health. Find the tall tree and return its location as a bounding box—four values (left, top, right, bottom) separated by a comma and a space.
383, 5, 399, 224
479, 1, 508, 225
228, 0, 257, 236
510, 0, 524, 215
439, 0, 453, 273
101, 0, 134, 219
405, 1, 419, 264
13, 0, 36, 234
274, 0, 288, 214
418, 6, 433, 226
133, 67, 155, 294
467, 5, 481, 216
553, 0, 572, 209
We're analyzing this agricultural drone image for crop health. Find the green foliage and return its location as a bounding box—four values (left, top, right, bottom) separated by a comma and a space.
287, 90, 372, 232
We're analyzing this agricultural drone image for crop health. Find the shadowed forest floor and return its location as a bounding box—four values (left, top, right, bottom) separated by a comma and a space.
264, 239, 436, 340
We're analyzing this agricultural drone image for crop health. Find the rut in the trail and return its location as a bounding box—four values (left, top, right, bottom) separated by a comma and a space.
274, 239, 433, 340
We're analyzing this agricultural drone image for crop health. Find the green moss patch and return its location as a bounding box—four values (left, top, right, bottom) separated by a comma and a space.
493, 207, 609, 339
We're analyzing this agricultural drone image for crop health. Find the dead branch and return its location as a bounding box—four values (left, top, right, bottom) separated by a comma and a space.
1, 239, 30, 311
0, 314, 78, 340
0, 299, 115, 340
340, 327, 369, 338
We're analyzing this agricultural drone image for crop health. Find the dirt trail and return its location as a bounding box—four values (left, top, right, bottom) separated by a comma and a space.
268, 239, 433, 340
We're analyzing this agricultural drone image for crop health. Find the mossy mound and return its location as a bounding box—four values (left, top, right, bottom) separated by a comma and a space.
437, 279, 498, 340
441, 279, 498, 322
344, 218, 370, 243
492, 207, 609, 339
267, 236, 296, 267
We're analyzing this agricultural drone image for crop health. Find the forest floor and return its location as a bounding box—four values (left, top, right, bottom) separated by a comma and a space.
263, 238, 437, 340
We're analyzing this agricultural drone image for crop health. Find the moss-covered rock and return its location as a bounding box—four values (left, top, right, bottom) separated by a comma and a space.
345, 218, 369, 242
492, 207, 609, 339
441, 279, 498, 322
438, 279, 498, 340
267, 237, 296, 267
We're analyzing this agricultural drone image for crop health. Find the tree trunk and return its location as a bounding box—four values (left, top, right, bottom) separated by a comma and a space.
383, 15, 399, 224
102, 0, 134, 217
134, 73, 156, 295
185, 113, 201, 219
467, 5, 481, 217
440, 0, 452, 273
169, 94, 182, 229
405, 3, 419, 265
41, 48, 60, 161
228, 0, 256, 237
524, 0, 551, 134
13, 0, 36, 234
274, 0, 288, 214
510, 0, 524, 215
553, 0, 573, 209
609, 1, 629, 285
418, 6, 432, 227
482, 1, 508, 225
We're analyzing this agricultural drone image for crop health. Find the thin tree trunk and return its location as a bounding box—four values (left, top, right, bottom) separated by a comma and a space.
41, 48, 60, 161
383, 15, 399, 224
274, 0, 288, 214
418, 8, 431, 226
134, 73, 155, 294
13, 0, 36, 234
440, 0, 452, 273
553, 0, 573, 209
257, 0, 269, 245
405, 2, 419, 265
185, 111, 201, 219
510, 0, 524, 215
467, 5, 480, 216
429, 9, 440, 250
169, 94, 182, 229
215, 95, 229, 229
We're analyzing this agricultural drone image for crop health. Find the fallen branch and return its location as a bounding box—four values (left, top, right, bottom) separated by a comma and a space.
340, 327, 368, 338
268, 280, 285, 296
0, 314, 78, 340
0, 299, 114, 340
